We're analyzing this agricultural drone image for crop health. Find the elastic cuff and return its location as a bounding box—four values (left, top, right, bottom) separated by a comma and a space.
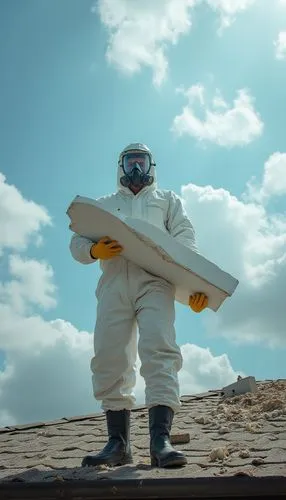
90, 244, 98, 260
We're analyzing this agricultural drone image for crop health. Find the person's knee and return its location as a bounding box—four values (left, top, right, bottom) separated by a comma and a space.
139, 349, 182, 378
138, 329, 178, 357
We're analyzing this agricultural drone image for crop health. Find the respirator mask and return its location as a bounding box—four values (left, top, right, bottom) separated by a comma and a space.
120, 152, 154, 188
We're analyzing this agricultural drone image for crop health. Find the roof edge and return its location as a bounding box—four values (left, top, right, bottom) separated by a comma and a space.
0, 476, 286, 499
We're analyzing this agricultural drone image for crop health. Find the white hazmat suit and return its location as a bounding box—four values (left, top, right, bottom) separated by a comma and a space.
69, 148, 198, 415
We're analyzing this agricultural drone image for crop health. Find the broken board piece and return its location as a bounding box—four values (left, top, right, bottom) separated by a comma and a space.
67, 196, 239, 312
170, 433, 191, 445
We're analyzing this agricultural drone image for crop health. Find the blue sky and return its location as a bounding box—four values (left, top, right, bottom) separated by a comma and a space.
0, 0, 286, 426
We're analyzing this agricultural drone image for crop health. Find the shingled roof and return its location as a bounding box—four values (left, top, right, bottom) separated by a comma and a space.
0, 380, 286, 499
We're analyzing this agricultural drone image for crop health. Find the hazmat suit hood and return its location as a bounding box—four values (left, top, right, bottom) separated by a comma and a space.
117, 143, 158, 196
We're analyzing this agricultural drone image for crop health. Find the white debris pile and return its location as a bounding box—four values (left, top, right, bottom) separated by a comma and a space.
209, 447, 229, 462
215, 380, 286, 424
208, 381, 286, 464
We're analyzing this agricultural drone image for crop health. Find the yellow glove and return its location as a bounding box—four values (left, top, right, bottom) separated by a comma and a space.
189, 292, 208, 313
90, 237, 123, 260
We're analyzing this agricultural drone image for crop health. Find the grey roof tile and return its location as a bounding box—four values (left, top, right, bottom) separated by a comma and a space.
41, 418, 69, 426
0, 380, 285, 485
65, 413, 103, 422
12, 422, 46, 431
0, 427, 13, 434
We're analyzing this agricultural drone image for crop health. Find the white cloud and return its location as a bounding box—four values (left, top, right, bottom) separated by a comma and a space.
206, 0, 256, 30
96, 0, 257, 85
96, 0, 195, 86
0, 172, 239, 427
0, 173, 51, 255
0, 256, 57, 315
0, 173, 98, 425
263, 153, 286, 196
0, 314, 96, 426
274, 31, 286, 60
179, 344, 239, 393
245, 152, 286, 202
212, 90, 229, 109
173, 86, 263, 147
206, 0, 255, 15
182, 154, 286, 347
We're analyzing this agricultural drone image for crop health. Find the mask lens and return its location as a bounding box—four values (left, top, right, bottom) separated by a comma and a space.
123, 152, 150, 174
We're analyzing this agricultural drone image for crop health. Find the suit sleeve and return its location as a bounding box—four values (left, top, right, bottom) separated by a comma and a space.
69, 233, 96, 264
166, 192, 199, 253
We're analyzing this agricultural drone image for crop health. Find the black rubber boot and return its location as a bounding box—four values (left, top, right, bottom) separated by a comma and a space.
149, 405, 187, 468
81, 409, 133, 467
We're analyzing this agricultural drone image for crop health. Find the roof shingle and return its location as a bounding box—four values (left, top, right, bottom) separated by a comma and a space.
0, 380, 285, 488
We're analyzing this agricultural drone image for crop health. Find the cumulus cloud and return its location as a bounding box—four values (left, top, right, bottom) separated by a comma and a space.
274, 31, 286, 60
260, 152, 286, 197
245, 152, 286, 203
182, 153, 286, 347
179, 343, 239, 393
0, 173, 51, 255
96, 0, 257, 85
0, 317, 96, 426
96, 0, 194, 86
0, 172, 239, 427
206, 0, 256, 30
206, 0, 255, 15
0, 173, 99, 425
172, 86, 264, 146
0, 285, 97, 427
0, 256, 57, 315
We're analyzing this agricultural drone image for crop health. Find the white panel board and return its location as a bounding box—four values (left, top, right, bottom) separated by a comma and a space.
67, 196, 239, 312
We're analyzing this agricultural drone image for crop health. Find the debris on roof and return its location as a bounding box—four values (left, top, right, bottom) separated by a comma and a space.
0, 380, 285, 490
216, 379, 286, 425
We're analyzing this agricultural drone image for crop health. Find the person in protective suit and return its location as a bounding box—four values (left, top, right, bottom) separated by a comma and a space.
70, 143, 208, 468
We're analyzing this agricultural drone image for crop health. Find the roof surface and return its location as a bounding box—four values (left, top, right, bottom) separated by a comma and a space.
0, 380, 285, 486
